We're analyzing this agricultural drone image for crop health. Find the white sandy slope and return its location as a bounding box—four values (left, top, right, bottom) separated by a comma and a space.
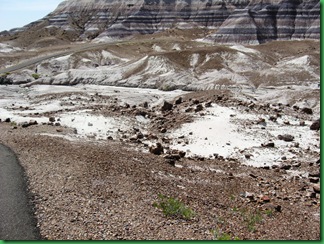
169, 103, 319, 167
0, 85, 319, 168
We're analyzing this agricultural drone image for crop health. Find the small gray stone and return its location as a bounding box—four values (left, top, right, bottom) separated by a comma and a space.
278, 134, 294, 142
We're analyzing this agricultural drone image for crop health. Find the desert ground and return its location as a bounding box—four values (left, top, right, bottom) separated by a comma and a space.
0, 31, 320, 240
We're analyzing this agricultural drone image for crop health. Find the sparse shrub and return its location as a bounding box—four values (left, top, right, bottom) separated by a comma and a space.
32, 73, 40, 80
243, 210, 263, 232
211, 229, 241, 240
232, 206, 239, 212
153, 194, 195, 220
264, 209, 273, 217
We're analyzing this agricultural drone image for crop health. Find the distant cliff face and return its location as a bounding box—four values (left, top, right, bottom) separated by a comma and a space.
47, 0, 250, 39
208, 0, 320, 43
2, 0, 320, 44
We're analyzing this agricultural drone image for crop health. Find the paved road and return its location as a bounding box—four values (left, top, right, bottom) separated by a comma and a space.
0, 42, 110, 74
0, 144, 41, 240
0, 37, 170, 74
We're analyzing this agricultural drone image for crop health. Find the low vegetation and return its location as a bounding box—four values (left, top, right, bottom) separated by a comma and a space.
32, 73, 41, 80
211, 229, 241, 241
153, 194, 195, 220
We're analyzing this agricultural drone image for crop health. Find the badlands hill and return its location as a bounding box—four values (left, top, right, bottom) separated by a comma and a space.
0, 0, 320, 93
0, 0, 320, 45
0, 34, 320, 91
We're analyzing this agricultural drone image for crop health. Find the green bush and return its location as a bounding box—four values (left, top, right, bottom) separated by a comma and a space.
32, 73, 40, 80
153, 194, 195, 220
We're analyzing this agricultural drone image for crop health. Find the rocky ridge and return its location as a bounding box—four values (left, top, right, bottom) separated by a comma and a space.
0, 0, 320, 44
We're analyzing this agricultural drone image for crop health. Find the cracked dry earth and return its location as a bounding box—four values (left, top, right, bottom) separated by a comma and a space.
0, 88, 320, 240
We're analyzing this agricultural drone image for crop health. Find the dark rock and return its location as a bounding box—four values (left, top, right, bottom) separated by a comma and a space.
306, 192, 317, 198
135, 110, 147, 117
299, 121, 306, 126
161, 101, 173, 112
245, 154, 252, 159
195, 104, 204, 113
248, 103, 255, 109
205, 101, 212, 108
280, 164, 291, 170
161, 137, 170, 143
269, 116, 277, 122
278, 134, 294, 142
192, 99, 200, 105
21, 122, 30, 128
5, 118, 11, 123
301, 107, 313, 115
165, 159, 176, 166
29, 120, 38, 126
272, 165, 279, 169
309, 177, 320, 183
185, 107, 193, 113
149, 143, 164, 155
178, 151, 186, 158
160, 128, 167, 133
310, 119, 320, 130
249, 174, 258, 179
174, 97, 183, 105
49, 117, 55, 122
262, 142, 275, 148
136, 132, 144, 139
274, 205, 282, 212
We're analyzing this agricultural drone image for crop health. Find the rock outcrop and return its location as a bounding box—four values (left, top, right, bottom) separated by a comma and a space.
0, 0, 320, 44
